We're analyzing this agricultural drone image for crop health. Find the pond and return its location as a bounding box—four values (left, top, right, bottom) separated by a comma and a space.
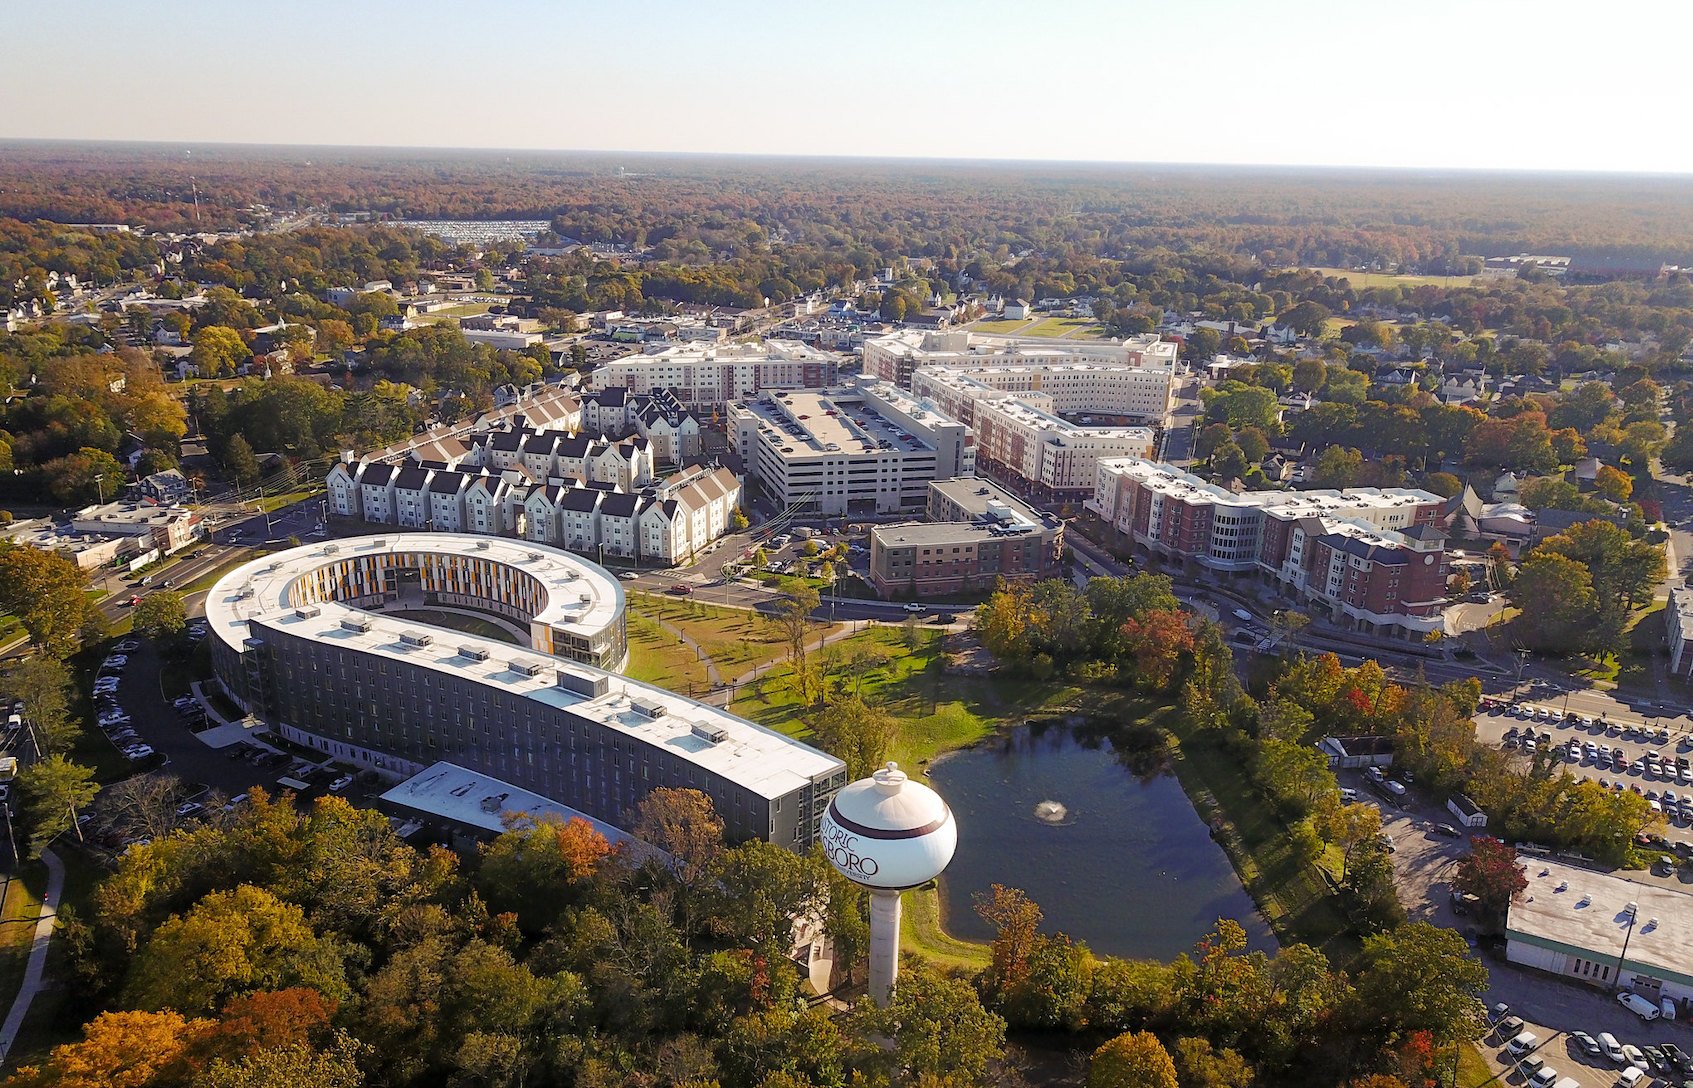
926, 718, 1275, 960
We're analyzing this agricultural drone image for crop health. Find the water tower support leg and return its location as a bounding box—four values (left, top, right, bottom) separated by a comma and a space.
868, 888, 902, 1007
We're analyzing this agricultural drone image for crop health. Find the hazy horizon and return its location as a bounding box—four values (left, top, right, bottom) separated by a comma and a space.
6, 0, 1691, 176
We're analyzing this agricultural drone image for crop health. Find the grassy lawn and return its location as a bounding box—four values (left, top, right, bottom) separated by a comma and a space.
1300, 266, 1484, 290
1021, 316, 1106, 339
1456, 1042, 1493, 1088
1162, 712, 1360, 963
255, 487, 322, 514
627, 592, 841, 682
625, 612, 714, 695
969, 318, 1037, 335
2, 851, 108, 1073
729, 625, 1084, 769
902, 882, 992, 970
0, 863, 47, 1019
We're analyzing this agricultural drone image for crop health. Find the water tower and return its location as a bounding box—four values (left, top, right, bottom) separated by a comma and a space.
820, 762, 957, 1006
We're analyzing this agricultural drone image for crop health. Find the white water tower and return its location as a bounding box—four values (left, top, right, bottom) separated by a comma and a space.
820, 762, 957, 1006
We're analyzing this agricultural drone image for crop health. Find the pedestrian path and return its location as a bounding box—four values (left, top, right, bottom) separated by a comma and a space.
0, 848, 64, 1064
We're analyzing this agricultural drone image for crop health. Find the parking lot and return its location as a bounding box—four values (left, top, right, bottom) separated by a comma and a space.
1479, 994, 1693, 1088
1474, 701, 1693, 853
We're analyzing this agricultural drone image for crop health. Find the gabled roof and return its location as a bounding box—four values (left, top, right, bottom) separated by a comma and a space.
487, 430, 525, 452
598, 492, 640, 518
427, 470, 466, 494
559, 488, 601, 513
1401, 522, 1445, 543
393, 466, 431, 492
360, 462, 395, 486
521, 433, 558, 455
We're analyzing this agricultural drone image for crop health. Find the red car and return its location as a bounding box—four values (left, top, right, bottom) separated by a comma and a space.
668, 584, 693, 596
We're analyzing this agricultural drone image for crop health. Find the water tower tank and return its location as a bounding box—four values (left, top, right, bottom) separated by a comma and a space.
820, 762, 957, 1007
821, 762, 956, 890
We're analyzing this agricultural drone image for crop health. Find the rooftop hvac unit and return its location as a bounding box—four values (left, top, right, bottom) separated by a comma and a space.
578, 593, 591, 604
322, 543, 340, 554
294, 605, 321, 620
631, 697, 668, 720
235, 588, 254, 601
511, 660, 544, 677
475, 540, 491, 550
458, 645, 490, 662
399, 630, 434, 648
526, 551, 542, 562
691, 722, 729, 744
265, 561, 283, 572
556, 669, 610, 697
478, 791, 510, 814
340, 616, 373, 633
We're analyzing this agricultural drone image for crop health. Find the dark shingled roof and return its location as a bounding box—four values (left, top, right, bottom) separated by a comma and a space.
559, 488, 601, 513
393, 466, 430, 491
599, 492, 639, 518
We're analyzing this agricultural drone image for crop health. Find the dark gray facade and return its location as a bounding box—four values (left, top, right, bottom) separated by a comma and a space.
217, 622, 844, 850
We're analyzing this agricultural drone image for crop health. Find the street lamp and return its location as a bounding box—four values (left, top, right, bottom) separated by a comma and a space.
94, 473, 106, 506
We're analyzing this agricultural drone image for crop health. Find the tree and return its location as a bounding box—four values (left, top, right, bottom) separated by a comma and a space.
1319, 802, 1383, 880
1293, 357, 1328, 394
1618, 420, 1668, 467
132, 591, 186, 642
126, 884, 350, 1015
1119, 609, 1194, 691
223, 433, 260, 487
1278, 301, 1332, 338
631, 787, 725, 932
855, 963, 1005, 1084
809, 694, 898, 780
1210, 440, 1248, 481
17, 755, 99, 857
0, 655, 73, 753
477, 813, 610, 933
1506, 552, 1600, 652
730, 507, 749, 531
705, 840, 827, 951
977, 884, 1044, 998
1594, 464, 1633, 503
0, 546, 94, 658
2, 1009, 208, 1088
191, 325, 252, 377
1172, 1036, 1256, 1088
1089, 1030, 1179, 1088
196, 1036, 365, 1088
1452, 837, 1527, 923
1235, 426, 1270, 463
1185, 327, 1222, 361
91, 774, 182, 845
1353, 923, 1487, 1044
1312, 446, 1363, 488
975, 580, 1032, 661
39, 446, 127, 505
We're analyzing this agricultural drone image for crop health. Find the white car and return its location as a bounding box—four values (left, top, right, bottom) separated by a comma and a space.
903, 602, 925, 613
328, 774, 355, 793
1505, 1031, 1540, 1058
114, 639, 141, 652
1620, 1044, 1649, 1070
122, 744, 155, 760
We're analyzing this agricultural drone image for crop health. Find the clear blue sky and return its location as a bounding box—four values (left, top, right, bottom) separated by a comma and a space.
4, 0, 1690, 173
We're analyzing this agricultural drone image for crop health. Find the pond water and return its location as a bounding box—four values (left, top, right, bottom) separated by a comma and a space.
926, 719, 1275, 960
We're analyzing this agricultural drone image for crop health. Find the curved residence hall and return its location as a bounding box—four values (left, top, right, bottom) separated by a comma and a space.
206, 534, 845, 849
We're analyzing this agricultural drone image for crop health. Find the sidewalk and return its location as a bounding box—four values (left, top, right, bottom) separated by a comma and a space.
0, 848, 64, 1064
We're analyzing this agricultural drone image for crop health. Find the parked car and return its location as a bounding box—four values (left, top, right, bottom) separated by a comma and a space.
1621, 1044, 1649, 1071
328, 774, 355, 793
903, 602, 925, 613
1618, 991, 1662, 1021
1599, 1032, 1626, 1063
1496, 1015, 1526, 1038
1505, 1031, 1540, 1058
667, 583, 692, 595
1434, 823, 1464, 838
1569, 1031, 1602, 1058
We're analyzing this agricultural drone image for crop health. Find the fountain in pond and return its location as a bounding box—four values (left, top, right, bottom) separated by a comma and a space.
1033, 800, 1068, 823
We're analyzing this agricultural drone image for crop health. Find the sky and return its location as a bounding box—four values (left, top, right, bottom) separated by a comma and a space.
4, 0, 1692, 174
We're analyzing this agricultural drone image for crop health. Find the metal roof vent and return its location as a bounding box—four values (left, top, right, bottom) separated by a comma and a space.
631, 697, 668, 720
458, 645, 490, 662
475, 540, 491, 550
510, 660, 543, 677
340, 616, 373, 633
399, 630, 433, 648
294, 605, 321, 620
691, 722, 729, 744
322, 543, 340, 554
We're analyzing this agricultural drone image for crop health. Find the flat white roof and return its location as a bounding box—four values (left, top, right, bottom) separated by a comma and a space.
380, 761, 644, 846
1507, 858, 1693, 988
1097, 458, 1439, 513
209, 537, 841, 799
204, 533, 623, 644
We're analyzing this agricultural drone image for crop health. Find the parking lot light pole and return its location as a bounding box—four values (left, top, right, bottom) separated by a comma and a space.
1612, 909, 1638, 995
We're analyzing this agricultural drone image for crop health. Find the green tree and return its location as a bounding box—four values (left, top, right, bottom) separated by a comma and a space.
1352, 923, 1488, 1044
705, 839, 828, 952
17, 755, 100, 857
1185, 327, 1222, 361
0, 547, 94, 658
1506, 552, 1600, 652
38, 446, 127, 505
1293, 357, 1328, 394
0, 656, 74, 753
196, 1035, 365, 1088
809, 694, 898, 781
1210, 440, 1248, 480
223, 433, 260, 488
132, 591, 186, 642
1089, 1030, 1179, 1088
1618, 420, 1668, 466
1312, 446, 1364, 488
1278, 301, 1332, 338
1172, 1036, 1256, 1088
854, 963, 1005, 1084
126, 884, 351, 1015
191, 325, 252, 377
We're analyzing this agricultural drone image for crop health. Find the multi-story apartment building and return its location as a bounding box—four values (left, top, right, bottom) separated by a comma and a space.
971, 396, 1154, 500
208, 535, 845, 851
588, 340, 841, 408
1088, 458, 1450, 637
865, 328, 1177, 401
728, 381, 973, 516
869, 479, 1064, 597
911, 360, 1174, 427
